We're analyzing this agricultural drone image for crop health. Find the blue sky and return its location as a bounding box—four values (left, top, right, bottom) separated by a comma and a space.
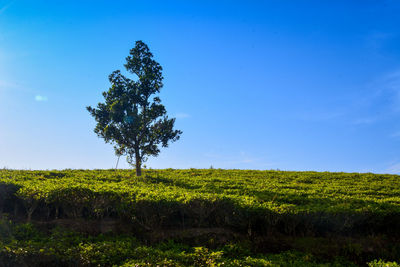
1, 0, 400, 173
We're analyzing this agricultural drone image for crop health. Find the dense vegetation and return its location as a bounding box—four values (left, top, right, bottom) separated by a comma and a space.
0, 169, 399, 266
0, 220, 359, 266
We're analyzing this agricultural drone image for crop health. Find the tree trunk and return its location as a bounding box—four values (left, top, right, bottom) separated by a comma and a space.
135, 151, 142, 176
115, 155, 120, 169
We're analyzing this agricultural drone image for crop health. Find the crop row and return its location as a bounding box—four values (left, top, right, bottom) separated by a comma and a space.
1, 220, 396, 267
0, 169, 400, 237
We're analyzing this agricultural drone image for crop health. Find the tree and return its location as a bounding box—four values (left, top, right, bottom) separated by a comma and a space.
87, 41, 182, 176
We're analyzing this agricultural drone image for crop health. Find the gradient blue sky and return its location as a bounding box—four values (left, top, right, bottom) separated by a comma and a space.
1, 0, 400, 173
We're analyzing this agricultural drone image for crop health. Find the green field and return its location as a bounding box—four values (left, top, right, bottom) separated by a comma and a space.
0, 169, 399, 266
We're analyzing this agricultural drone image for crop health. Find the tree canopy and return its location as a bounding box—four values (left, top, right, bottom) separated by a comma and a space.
87, 41, 182, 176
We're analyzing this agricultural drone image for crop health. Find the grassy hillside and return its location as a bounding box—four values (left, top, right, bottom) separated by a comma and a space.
0, 169, 399, 266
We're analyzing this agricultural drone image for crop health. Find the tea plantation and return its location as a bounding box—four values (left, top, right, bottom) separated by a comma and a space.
0, 169, 399, 266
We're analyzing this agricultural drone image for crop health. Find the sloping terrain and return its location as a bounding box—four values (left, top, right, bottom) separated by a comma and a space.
0, 169, 399, 266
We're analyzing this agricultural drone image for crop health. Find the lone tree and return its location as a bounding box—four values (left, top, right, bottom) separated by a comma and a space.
87, 41, 182, 176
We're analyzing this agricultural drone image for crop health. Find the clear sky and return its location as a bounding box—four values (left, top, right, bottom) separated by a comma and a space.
1, 0, 400, 173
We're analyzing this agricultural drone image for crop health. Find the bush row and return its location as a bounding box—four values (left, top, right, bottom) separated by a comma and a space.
0, 220, 384, 267
1, 169, 400, 237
